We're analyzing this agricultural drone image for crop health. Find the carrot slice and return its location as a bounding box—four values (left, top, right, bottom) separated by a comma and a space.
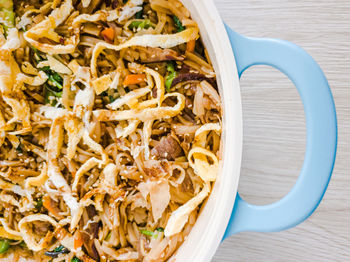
43, 196, 61, 218
123, 74, 147, 86
186, 39, 196, 52
74, 231, 84, 249
101, 27, 115, 43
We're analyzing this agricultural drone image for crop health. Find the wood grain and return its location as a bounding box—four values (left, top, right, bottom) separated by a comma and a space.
212, 0, 350, 261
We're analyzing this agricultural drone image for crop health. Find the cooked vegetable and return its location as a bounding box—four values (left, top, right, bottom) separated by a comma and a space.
187, 39, 196, 52
44, 84, 62, 106
71, 257, 82, 262
41, 66, 63, 90
140, 230, 154, 236
35, 197, 43, 209
128, 19, 154, 30
140, 228, 165, 238
173, 15, 185, 32
123, 74, 147, 86
42, 196, 62, 218
73, 232, 83, 249
135, 8, 143, 19
167, 61, 176, 73
165, 62, 178, 92
101, 27, 115, 43
30, 47, 64, 105
0, 0, 15, 35
0, 239, 10, 254
45, 245, 70, 258
31, 46, 44, 63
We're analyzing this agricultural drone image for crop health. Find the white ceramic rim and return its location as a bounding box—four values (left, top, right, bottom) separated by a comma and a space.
169, 0, 243, 261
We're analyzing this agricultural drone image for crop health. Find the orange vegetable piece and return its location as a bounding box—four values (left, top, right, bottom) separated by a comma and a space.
186, 39, 196, 52
43, 196, 61, 218
123, 74, 147, 86
101, 27, 115, 43
74, 231, 84, 249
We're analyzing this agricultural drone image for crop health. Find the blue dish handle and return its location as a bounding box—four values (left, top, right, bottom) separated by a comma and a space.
223, 25, 337, 239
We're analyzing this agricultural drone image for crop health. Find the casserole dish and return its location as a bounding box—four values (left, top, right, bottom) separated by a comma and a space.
170, 0, 337, 261
0, 0, 337, 260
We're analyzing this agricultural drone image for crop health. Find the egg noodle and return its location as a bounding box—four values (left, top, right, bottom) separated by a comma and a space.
0, 0, 222, 261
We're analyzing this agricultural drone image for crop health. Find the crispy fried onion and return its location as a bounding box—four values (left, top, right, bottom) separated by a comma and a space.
72, 67, 95, 127
0, 218, 22, 240
1, 28, 21, 51
23, 0, 78, 54
194, 122, 221, 147
128, 62, 165, 106
47, 117, 82, 230
188, 147, 219, 182
116, 120, 140, 138
91, 27, 198, 78
107, 87, 152, 110
73, 0, 143, 28
138, 179, 170, 222
164, 123, 221, 236
46, 116, 109, 229
18, 214, 58, 251
0, 46, 21, 93
164, 182, 210, 237
187, 123, 221, 182
25, 163, 48, 188
94, 92, 185, 122
2, 95, 31, 134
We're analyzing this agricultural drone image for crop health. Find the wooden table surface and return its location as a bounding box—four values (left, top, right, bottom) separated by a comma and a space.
212, 0, 350, 261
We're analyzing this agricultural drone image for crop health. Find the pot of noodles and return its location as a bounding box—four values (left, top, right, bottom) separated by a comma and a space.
0, 0, 337, 261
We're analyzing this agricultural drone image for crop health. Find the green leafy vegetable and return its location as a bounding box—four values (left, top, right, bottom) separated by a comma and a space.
156, 227, 164, 232
165, 62, 178, 92
44, 84, 62, 106
135, 7, 143, 19
54, 245, 65, 252
140, 230, 154, 236
0, 239, 10, 254
41, 66, 63, 90
45, 245, 70, 258
29, 47, 63, 106
40, 66, 63, 106
173, 15, 185, 32
35, 197, 43, 209
128, 19, 154, 30
15, 136, 22, 153
0, 0, 15, 36
19, 241, 26, 248
165, 72, 177, 92
140, 228, 165, 238
30, 46, 45, 63
105, 231, 112, 241
167, 62, 175, 73
71, 257, 82, 262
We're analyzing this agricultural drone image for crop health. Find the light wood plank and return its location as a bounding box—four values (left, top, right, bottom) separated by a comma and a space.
212, 0, 350, 261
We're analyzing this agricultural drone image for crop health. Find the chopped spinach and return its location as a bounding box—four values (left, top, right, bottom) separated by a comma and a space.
45, 245, 70, 258
173, 15, 185, 32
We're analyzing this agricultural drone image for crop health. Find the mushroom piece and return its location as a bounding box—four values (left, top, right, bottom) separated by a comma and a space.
151, 134, 184, 161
